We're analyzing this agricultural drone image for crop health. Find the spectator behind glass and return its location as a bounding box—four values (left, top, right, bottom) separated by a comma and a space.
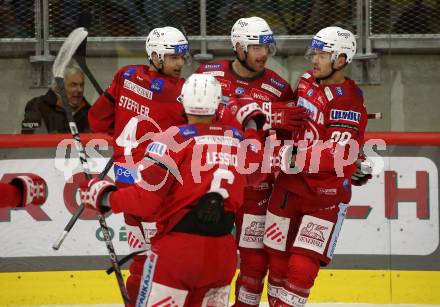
21, 63, 91, 134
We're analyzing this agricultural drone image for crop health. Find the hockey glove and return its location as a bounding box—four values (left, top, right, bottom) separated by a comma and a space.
351, 158, 373, 186
80, 178, 116, 213
271, 102, 307, 132
228, 94, 267, 130
9, 175, 47, 207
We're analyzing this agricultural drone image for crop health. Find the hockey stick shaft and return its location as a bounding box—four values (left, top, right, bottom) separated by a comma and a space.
75, 55, 104, 95
55, 78, 130, 306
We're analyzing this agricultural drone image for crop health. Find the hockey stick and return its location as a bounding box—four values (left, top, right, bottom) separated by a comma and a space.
50, 28, 130, 306
52, 156, 114, 250
73, 11, 103, 95
52, 15, 111, 250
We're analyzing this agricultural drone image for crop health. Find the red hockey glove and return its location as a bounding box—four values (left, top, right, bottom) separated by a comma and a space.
270, 102, 307, 131
228, 94, 267, 130
9, 175, 47, 207
351, 158, 373, 186
80, 178, 116, 213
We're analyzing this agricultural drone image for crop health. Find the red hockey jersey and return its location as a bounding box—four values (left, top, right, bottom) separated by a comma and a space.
109, 123, 264, 235
195, 59, 294, 108
277, 71, 368, 207
88, 65, 186, 165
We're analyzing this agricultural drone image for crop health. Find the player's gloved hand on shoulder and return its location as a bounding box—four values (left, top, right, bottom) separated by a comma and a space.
9, 174, 47, 207
351, 157, 373, 186
228, 94, 267, 130
80, 178, 116, 213
271, 102, 307, 132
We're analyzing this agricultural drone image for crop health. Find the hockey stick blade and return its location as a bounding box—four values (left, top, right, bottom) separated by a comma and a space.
52, 27, 88, 78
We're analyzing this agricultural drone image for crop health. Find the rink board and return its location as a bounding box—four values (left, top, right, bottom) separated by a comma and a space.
0, 133, 440, 305
1, 269, 440, 305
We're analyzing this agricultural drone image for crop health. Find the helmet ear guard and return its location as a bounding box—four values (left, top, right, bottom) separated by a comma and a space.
179, 74, 222, 116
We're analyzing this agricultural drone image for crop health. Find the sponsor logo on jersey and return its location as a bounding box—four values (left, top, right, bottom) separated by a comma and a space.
178, 125, 198, 137
202, 70, 225, 77
310, 38, 325, 50
293, 216, 333, 254
307, 89, 314, 96
335, 86, 345, 96
221, 95, 230, 104
146, 141, 167, 157
330, 109, 361, 123
203, 63, 221, 70
149, 78, 164, 93
251, 88, 273, 102
324, 86, 334, 101
114, 165, 137, 184
261, 83, 282, 97
297, 97, 318, 121
236, 79, 249, 85
317, 188, 337, 195
239, 214, 266, 249
194, 135, 240, 147
123, 79, 153, 100
136, 251, 158, 307
235, 86, 245, 95
123, 66, 137, 79
269, 77, 285, 89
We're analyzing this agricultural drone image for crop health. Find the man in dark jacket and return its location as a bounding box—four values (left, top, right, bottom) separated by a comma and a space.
21, 63, 91, 134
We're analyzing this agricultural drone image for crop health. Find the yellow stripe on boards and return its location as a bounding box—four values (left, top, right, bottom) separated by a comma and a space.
1, 269, 440, 306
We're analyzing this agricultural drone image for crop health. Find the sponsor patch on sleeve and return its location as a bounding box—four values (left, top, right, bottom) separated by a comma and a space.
149, 79, 164, 93
178, 125, 198, 138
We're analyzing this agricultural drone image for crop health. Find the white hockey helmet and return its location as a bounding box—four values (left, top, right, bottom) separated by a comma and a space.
231, 16, 276, 55
180, 74, 222, 116
307, 26, 356, 64
146, 26, 189, 62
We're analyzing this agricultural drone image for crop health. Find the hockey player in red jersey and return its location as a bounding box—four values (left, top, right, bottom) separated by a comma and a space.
81, 74, 267, 307
196, 16, 306, 307
0, 175, 47, 208
88, 26, 189, 302
263, 27, 368, 306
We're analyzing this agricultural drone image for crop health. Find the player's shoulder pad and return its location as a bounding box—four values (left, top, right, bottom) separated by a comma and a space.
178, 124, 199, 138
